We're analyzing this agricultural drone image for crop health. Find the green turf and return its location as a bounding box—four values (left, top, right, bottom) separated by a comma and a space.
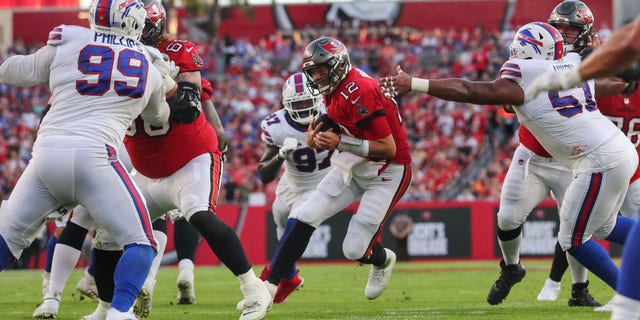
0, 259, 616, 319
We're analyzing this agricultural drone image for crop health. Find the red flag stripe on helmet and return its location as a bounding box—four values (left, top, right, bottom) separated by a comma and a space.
94, 0, 113, 27
533, 22, 564, 60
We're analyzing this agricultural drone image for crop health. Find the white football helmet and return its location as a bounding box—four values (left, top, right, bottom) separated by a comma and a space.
282, 72, 324, 125
88, 0, 147, 40
509, 22, 564, 61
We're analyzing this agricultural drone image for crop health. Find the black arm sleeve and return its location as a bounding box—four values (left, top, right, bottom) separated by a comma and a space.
167, 81, 201, 124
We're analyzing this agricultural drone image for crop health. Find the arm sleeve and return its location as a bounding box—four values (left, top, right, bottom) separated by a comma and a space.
0, 45, 55, 86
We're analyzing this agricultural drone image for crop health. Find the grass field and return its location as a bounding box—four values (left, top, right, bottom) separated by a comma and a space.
0, 259, 617, 319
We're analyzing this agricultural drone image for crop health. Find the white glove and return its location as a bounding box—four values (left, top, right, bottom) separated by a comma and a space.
525, 68, 583, 102
153, 54, 180, 92
278, 137, 298, 159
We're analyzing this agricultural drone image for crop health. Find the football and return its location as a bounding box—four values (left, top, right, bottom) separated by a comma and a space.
312, 114, 341, 134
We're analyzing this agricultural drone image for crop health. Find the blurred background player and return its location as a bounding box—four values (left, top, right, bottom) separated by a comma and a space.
264, 36, 412, 303
256, 72, 330, 303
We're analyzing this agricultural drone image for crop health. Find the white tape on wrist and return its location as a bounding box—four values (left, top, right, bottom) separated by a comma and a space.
411, 78, 430, 93
337, 135, 369, 157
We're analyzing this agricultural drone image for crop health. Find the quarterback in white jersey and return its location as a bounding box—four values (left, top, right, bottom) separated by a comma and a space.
0, 1, 172, 319
379, 22, 636, 306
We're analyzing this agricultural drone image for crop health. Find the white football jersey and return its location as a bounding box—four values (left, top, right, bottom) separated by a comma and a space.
0, 25, 168, 149
261, 110, 334, 191
501, 53, 634, 172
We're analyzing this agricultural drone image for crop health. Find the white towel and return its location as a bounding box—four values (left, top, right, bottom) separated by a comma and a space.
332, 151, 368, 185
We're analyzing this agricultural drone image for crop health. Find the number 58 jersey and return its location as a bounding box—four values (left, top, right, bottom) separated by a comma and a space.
502, 52, 635, 172
261, 109, 334, 192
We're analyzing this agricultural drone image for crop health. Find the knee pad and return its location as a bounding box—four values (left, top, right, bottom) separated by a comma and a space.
497, 206, 524, 231
58, 222, 89, 250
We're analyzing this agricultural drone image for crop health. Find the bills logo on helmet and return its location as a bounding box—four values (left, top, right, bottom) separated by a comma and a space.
320, 39, 343, 55
516, 29, 544, 55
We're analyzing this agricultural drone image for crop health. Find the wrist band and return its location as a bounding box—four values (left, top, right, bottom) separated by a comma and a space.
337, 135, 370, 157
411, 78, 430, 93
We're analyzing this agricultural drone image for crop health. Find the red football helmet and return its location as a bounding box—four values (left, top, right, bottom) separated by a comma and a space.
141, 0, 167, 46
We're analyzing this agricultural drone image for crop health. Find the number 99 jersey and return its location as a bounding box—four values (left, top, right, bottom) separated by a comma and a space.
261, 109, 334, 192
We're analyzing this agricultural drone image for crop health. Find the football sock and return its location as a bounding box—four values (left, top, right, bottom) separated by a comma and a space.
548, 241, 568, 282
189, 211, 251, 276
271, 218, 298, 280
94, 248, 123, 302
616, 220, 640, 300
267, 220, 315, 286
497, 226, 522, 265
111, 244, 155, 312
567, 253, 588, 284
0, 234, 16, 271
45, 235, 58, 273
569, 239, 618, 289
357, 242, 386, 266
174, 217, 199, 262
147, 226, 167, 282
49, 244, 81, 295
606, 215, 633, 244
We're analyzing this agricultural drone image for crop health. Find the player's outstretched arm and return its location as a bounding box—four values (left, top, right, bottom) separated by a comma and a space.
380, 66, 523, 106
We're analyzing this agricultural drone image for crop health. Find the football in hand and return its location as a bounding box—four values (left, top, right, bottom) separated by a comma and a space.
312, 114, 341, 134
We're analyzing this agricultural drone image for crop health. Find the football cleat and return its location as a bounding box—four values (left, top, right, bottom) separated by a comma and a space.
76, 270, 99, 302
239, 279, 272, 320
537, 278, 561, 301
594, 298, 614, 312
568, 281, 602, 307
364, 249, 396, 300
80, 299, 110, 320
273, 270, 304, 304
487, 260, 526, 305
32, 294, 61, 319
105, 308, 138, 320
176, 267, 195, 305
133, 278, 156, 318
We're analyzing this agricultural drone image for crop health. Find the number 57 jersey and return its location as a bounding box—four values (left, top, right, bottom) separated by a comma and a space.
502, 52, 636, 173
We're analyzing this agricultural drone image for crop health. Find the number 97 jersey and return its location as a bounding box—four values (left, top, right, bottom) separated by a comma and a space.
261, 109, 334, 192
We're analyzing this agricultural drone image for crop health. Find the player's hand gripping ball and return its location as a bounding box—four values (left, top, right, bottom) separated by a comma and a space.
312, 114, 341, 134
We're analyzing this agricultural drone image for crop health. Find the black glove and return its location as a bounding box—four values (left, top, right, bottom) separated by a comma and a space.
167, 82, 201, 124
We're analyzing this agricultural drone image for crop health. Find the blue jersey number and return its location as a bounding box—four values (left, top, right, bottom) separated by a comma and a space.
76, 45, 147, 98
549, 82, 596, 118
292, 148, 334, 172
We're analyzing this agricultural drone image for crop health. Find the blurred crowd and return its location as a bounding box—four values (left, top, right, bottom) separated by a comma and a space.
3, 21, 611, 204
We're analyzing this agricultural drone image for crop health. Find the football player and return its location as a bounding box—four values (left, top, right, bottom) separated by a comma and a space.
255, 72, 331, 303
380, 22, 636, 308
537, 1, 640, 308
526, 16, 640, 320
0, 0, 171, 319
263, 37, 413, 303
